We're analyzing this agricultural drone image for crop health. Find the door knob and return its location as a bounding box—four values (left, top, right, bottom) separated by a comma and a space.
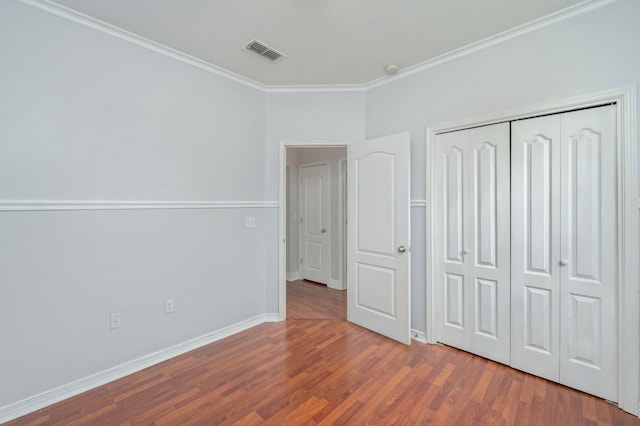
321, 228, 326, 233
559, 259, 569, 266
397, 245, 407, 253
462, 248, 469, 255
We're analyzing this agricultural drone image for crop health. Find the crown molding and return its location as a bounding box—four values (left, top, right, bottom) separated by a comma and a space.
0, 200, 279, 212
19, 0, 617, 93
265, 85, 366, 94
365, 0, 618, 90
17, 0, 267, 91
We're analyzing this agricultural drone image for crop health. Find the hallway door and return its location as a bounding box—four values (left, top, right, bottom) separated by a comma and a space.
299, 162, 331, 284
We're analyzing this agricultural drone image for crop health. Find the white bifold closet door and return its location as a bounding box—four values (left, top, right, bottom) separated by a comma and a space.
435, 123, 511, 364
511, 105, 617, 401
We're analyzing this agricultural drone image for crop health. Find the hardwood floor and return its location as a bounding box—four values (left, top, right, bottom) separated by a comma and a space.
286, 279, 346, 320
6, 279, 639, 425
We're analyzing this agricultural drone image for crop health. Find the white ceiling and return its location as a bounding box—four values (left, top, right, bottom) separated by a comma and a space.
51, 0, 588, 87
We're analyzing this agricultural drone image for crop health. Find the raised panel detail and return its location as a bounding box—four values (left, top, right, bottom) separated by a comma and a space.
355, 263, 396, 318
475, 143, 497, 267
445, 273, 464, 329
524, 286, 552, 354
444, 147, 464, 263
305, 174, 323, 235
525, 135, 552, 275
569, 129, 601, 282
348, 132, 410, 344
305, 242, 322, 271
476, 278, 497, 338
356, 152, 395, 256
569, 294, 601, 368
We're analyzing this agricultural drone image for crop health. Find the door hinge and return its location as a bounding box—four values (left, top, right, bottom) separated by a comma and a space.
300, 257, 303, 264
300, 217, 303, 224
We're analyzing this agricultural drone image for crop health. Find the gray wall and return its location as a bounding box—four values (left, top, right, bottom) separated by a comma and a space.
365, 0, 640, 333
0, 0, 268, 407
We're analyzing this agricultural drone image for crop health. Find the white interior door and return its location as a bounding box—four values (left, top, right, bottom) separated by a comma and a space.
511, 114, 562, 381
559, 106, 617, 401
511, 105, 617, 401
299, 162, 331, 285
347, 132, 411, 344
435, 123, 511, 364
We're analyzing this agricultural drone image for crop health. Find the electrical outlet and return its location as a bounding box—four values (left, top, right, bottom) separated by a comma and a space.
164, 299, 174, 314
110, 312, 122, 330
245, 217, 256, 228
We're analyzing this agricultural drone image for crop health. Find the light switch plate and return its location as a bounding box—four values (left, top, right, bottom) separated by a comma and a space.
165, 299, 174, 314
110, 312, 122, 330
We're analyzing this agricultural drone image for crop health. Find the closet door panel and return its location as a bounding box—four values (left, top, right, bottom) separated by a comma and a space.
444, 273, 465, 329
445, 147, 465, 264
570, 128, 601, 280
526, 137, 552, 274
511, 115, 561, 381
474, 142, 498, 268
475, 277, 498, 337
524, 287, 552, 351
435, 124, 510, 364
435, 131, 469, 349
559, 105, 617, 401
467, 124, 511, 364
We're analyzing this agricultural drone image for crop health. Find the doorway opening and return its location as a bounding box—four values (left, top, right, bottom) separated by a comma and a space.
286, 146, 347, 319
279, 133, 412, 344
278, 142, 349, 321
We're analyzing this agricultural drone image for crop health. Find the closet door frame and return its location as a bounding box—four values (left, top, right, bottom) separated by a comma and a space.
426, 86, 638, 415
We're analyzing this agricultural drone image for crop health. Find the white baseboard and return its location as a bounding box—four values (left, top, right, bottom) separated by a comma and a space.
411, 329, 428, 344
328, 278, 343, 290
286, 271, 300, 282
0, 313, 274, 424
263, 313, 281, 322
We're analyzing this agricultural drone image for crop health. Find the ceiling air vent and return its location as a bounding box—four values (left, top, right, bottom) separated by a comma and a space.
244, 39, 285, 63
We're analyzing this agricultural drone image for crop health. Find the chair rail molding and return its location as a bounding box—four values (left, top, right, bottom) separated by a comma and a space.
0, 200, 278, 212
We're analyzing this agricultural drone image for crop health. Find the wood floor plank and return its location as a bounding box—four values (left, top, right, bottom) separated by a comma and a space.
232, 411, 263, 426
5, 279, 639, 425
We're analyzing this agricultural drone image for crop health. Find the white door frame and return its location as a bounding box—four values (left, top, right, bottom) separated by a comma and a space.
426, 86, 638, 414
278, 140, 351, 321
338, 157, 347, 290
